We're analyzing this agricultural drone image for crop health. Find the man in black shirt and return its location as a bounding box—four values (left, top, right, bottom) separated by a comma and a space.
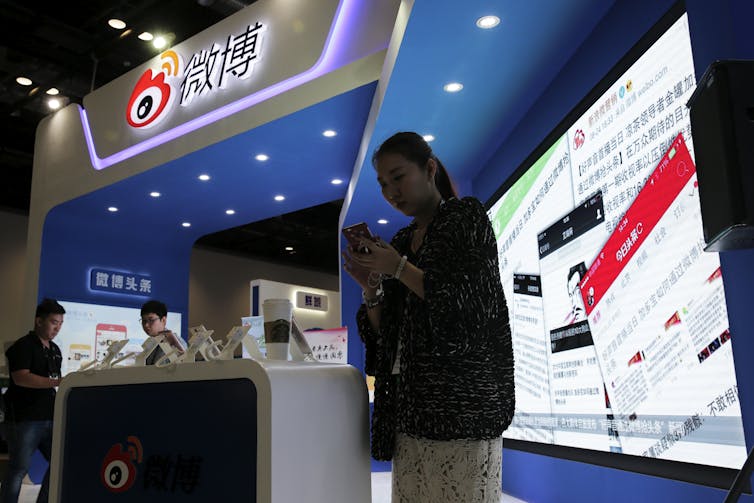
1, 299, 64, 503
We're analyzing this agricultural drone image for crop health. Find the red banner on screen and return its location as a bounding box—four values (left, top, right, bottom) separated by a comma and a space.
580, 133, 694, 315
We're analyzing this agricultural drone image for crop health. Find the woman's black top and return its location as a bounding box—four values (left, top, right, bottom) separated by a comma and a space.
356, 196, 515, 461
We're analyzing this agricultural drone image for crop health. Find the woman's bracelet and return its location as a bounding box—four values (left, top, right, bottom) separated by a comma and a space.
394, 255, 408, 281
362, 288, 384, 308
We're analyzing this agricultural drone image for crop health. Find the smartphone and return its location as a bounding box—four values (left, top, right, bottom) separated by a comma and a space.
342, 222, 374, 253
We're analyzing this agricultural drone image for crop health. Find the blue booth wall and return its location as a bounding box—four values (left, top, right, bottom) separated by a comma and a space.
38, 206, 192, 330
473, 0, 754, 501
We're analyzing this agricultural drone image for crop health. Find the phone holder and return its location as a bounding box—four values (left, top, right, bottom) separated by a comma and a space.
215, 326, 247, 360
290, 317, 317, 362
180, 325, 215, 363
133, 335, 165, 366
154, 347, 183, 368
181, 325, 223, 362
79, 339, 131, 371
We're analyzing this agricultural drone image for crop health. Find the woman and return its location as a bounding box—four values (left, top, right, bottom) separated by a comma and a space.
342, 132, 515, 502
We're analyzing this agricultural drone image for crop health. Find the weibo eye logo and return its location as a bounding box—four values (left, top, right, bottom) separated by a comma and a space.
101, 436, 143, 493
126, 51, 182, 129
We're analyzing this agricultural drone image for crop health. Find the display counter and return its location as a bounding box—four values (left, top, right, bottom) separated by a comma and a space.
48, 359, 371, 502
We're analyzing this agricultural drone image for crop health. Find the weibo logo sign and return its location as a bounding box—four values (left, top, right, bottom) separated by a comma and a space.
101, 436, 143, 493
126, 51, 182, 129
125, 22, 266, 130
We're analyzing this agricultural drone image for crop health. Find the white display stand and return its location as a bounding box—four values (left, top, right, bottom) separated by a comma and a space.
49, 359, 371, 502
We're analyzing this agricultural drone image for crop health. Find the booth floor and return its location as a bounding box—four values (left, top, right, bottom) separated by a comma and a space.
16, 473, 527, 502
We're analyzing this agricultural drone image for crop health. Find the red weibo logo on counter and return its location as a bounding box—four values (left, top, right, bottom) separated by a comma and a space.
101, 436, 143, 493
126, 51, 182, 129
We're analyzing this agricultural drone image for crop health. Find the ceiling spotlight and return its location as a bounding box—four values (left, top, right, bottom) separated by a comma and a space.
476, 15, 501, 29
285, 246, 294, 252
149, 191, 161, 198
377, 219, 389, 225
181, 222, 191, 228
330, 178, 344, 185
46, 88, 59, 96
255, 154, 269, 161
225, 209, 236, 215
443, 82, 464, 93
47, 98, 61, 110
107, 207, 119, 213
322, 129, 337, 137
423, 134, 435, 142
16, 77, 32, 86
120, 29, 133, 39
138, 32, 154, 41
274, 195, 285, 202
198, 174, 211, 181
153, 36, 167, 49
108, 19, 127, 30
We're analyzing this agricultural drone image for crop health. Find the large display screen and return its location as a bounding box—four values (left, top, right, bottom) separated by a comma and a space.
486, 10, 747, 475
56, 300, 183, 375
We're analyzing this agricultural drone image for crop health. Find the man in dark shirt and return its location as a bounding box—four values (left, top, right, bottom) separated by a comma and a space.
1, 298, 64, 503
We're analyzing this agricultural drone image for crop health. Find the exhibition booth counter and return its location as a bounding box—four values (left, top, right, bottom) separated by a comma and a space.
48, 359, 371, 502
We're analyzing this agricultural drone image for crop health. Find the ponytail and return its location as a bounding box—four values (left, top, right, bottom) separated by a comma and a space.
431, 155, 458, 200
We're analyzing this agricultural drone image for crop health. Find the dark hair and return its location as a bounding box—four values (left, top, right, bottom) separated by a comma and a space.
141, 300, 167, 318
372, 132, 458, 200
36, 298, 66, 319
568, 262, 588, 283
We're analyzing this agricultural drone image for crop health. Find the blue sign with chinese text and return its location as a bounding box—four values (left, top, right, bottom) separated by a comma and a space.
90, 268, 153, 296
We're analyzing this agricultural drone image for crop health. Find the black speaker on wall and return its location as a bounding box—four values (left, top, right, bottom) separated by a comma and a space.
687, 59, 754, 252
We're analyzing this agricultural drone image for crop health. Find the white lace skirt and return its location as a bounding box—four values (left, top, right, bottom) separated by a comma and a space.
392, 433, 503, 503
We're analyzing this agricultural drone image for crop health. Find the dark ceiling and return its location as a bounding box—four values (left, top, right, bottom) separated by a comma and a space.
0, 0, 344, 274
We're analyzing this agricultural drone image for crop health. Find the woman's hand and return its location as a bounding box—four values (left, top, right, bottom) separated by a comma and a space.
350, 237, 402, 277
342, 246, 373, 291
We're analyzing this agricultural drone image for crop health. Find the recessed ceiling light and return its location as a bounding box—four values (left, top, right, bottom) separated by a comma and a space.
377, 219, 389, 225
423, 134, 435, 142
255, 154, 269, 161
476, 15, 500, 29
198, 174, 211, 181
48, 98, 61, 110
46, 88, 59, 96
274, 195, 285, 202
225, 209, 236, 215
16, 77, 32, 86
153, 36, 167, 49
108, 19, 127, 30
322, 129, 337, 137
285, 246, 294, 251
330, 178, 344, 185
149, 191, 161, 198
138, 32, 154, 41
181, 222, 191, 228
443, 82, 464, 93
107, 207, 119, 213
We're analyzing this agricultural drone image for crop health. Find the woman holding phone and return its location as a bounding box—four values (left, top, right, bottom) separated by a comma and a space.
342, 132, 514, 503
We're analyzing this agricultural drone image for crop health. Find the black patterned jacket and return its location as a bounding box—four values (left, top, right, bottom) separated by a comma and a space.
357, 196, 515, 461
